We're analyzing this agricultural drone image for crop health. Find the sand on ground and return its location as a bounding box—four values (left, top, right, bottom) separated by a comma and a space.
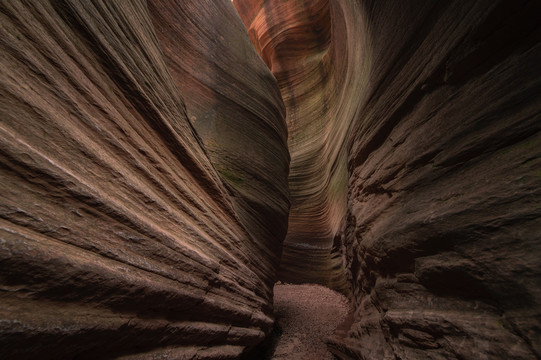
270, 283, 350, 359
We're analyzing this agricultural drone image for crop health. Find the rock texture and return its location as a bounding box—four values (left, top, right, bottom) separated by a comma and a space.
2, 0, 541, 358
235, 0, 353, 293
271, 284, 350, 359
236, 0, 541, 359
0, 0, 288, 359
148, 0, 289, 267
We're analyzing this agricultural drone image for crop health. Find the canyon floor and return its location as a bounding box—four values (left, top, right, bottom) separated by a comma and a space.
270, 284, 350, 359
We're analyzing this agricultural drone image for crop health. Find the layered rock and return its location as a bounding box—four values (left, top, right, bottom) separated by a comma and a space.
340, 1, 541, 358
235, 0, 353, 293
237, 0, 541, 358
2, 0, 540, 358
148, 0, 289, 269
0, 0, 288, 358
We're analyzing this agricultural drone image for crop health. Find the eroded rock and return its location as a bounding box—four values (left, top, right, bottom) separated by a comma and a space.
236, 0, 541, 358
0, 0, 287, 358
235, 0, 353, 294
1, 0, 540, 358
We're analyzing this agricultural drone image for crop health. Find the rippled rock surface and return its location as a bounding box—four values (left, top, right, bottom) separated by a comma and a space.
2, 0, 540, 358
0, 0, 288, 358
236, 0, 541, 359
235, 0, 353, 293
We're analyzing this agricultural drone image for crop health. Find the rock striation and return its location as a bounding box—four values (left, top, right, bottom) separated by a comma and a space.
235, 0, 353, 294
236, 0, 541, 359
0, 0, 288, 358
148, 0, 290, 271
1, 0, 540, 359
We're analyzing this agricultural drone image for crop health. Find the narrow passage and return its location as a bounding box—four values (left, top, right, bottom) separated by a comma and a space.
270, 284, 350, 359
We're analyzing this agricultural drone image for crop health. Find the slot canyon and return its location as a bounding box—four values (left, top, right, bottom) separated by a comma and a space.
0, 0, 540, 358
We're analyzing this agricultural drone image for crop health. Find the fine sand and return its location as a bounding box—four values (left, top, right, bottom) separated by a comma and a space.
270, 283, 350, 359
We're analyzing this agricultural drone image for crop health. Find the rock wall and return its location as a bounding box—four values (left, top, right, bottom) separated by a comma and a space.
2, 0, 540, 358
235, 0, 354, 294
237, 0, 541, 359
148, 0, 290, 269
0, 0, 288, 358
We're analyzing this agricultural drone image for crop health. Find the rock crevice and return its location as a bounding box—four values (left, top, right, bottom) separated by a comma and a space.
236, 0, 540, 358
1, 0, 540, 359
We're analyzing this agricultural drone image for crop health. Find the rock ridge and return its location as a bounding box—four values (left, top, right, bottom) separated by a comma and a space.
235, 0, 541, 359
0, 0, 288, 358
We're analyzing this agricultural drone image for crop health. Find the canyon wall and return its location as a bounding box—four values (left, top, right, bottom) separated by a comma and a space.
1, 0, 540, 358
236, 0, 541, 359
235, 0, 354, 294
338, 1, 541, 359
0, 0, 288, 358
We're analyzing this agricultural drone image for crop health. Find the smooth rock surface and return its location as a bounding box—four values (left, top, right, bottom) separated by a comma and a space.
148, 0, 290, 270
0, 0, 287, 358
236, 0, 541, 359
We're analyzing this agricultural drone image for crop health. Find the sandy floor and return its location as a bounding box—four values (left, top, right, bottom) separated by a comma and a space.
270, 283, 350, 359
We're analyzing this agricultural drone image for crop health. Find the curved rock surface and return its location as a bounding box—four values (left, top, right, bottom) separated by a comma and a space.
2, 0, 540, 359
236, 0, 541, 359
0, 0, 288, 358
148, 0, 289, 269
235, 0, 353, 293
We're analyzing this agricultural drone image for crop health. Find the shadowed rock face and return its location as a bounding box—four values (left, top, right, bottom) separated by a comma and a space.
0, 0, 288, 358
1, 0, 541, 359
236, 0, 541, 359
148, 0, 290, 269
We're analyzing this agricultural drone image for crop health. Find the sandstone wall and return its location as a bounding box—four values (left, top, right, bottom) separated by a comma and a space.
339, 1, 541, 358
235, 0, 354, 294
236, 0, 541, 358
0, 0, 288, 358
2, 0, 540, 358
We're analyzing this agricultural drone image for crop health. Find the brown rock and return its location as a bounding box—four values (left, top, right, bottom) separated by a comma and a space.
236, 0, 541, 358
235, 0, 352, 294
2, 0, 540, 359
0, 0, 287, 358
148, 0, 290, 274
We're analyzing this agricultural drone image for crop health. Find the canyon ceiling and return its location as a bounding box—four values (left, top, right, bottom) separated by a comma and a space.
0, 0, 540, 359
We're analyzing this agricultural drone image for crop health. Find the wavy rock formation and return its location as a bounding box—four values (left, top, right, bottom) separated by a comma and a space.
148, 0, 289, 270
0, 0, 288, 358
236, 0, 541, 359
235, 0, 353, 293
2, 0, 540, 358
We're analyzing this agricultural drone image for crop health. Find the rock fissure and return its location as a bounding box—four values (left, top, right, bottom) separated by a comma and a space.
1, 0, 540, 359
